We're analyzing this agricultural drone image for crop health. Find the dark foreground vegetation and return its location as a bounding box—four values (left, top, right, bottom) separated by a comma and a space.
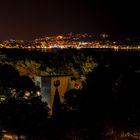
0, 48, 140, 139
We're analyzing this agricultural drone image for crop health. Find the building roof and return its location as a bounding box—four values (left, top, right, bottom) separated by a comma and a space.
36, 74, 71, 78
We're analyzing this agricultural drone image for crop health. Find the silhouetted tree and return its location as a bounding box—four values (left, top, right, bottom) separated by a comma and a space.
0, 96, 50, 138
18, 76, 35, 92
0, 64, 20, 97
52, 88, 61, 116
0, 64, 20, 87
62, 89, 82, 111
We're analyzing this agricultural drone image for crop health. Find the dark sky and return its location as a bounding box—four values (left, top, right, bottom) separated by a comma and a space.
0, 0, 139, 40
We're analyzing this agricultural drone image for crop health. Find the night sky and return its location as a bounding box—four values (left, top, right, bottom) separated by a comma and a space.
0, 0, 139, 40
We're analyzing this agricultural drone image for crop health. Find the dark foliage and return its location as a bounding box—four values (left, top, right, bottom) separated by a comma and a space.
62, 89, 82, 111
81, 50, 140, 139
17, 75, 35, 92
0, 64, 20, 89
0, 97, 50, 137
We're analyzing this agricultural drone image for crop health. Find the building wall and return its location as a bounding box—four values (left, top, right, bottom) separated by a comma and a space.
50, 76, 71, 109
34, 75, 80, 113
41, 77, 51, 107
34, 76, 51, 107
34, 76, 42, 88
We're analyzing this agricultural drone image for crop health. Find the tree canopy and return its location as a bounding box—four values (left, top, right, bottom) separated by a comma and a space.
0, 49, 97, 84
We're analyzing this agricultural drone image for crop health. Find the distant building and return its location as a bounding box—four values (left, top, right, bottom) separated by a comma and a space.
34, 75, 81, 114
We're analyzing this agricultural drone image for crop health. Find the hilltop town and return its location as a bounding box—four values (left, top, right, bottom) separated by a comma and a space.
0, 33, 140, 50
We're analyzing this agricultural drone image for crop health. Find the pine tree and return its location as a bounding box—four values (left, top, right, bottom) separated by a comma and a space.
52, 88, 61, 116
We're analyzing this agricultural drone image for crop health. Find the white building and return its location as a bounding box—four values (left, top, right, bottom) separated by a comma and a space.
34, 75, 81, 113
